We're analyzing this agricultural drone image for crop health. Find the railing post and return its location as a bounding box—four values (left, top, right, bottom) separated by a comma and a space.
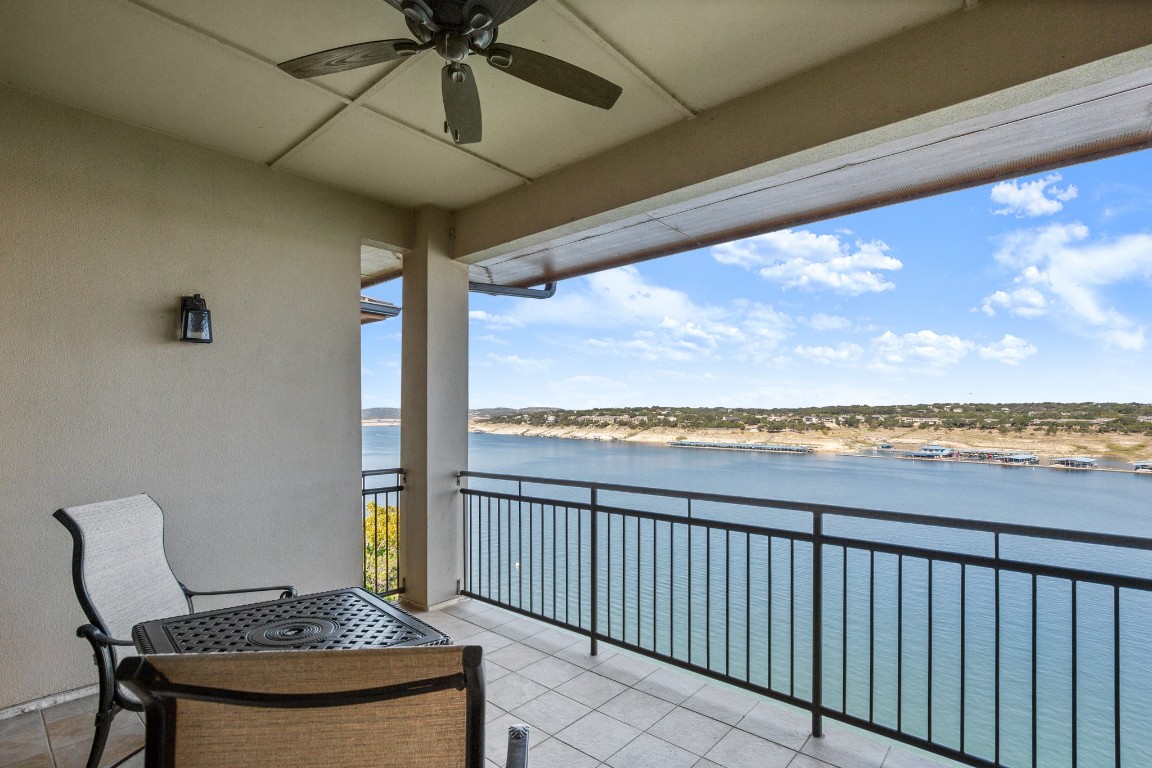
590, 488, 599, 656
811, 511, 824, 738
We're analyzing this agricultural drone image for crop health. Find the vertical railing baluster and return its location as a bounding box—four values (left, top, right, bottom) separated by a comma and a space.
590, 488, 599, 656
869, 549, 875, 725
812, 511, 824, 738
1036, 571, 1046, 768
726, 530, 733, 677
706, 526, 712, 671
768, 535, 774, 692
898, 554, 904, 734
995, 534, 1001, 767
1114, 586, 1121, 768
688, 500, 694, 665
746, 533, 752, 683
1072, 581, 1078, 768
960, 563, 966, 754
928, 559, 934, 745
791, 538, 796, 700
842, 545, 848, 714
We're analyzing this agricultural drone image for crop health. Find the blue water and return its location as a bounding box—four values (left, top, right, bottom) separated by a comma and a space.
365, 427, 1151, 534
365, 427, 1152, 766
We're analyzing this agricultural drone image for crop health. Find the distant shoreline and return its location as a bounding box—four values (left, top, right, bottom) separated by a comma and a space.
364, 419, 1151, 463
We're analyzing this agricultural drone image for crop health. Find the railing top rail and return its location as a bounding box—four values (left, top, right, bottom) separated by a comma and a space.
363, 468, 404, 477
458, 469, 1152, 552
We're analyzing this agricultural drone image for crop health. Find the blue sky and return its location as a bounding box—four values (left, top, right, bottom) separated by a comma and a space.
362, 150, 1152, 409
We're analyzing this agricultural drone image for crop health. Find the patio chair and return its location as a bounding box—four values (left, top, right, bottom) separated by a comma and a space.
115, 645, 486, 768
54, 493, 296, 768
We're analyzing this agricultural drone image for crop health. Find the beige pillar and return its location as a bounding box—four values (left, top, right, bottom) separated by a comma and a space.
399, 207, 469, 609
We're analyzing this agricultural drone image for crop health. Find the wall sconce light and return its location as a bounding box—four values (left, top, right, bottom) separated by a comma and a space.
179, 294, 213, 343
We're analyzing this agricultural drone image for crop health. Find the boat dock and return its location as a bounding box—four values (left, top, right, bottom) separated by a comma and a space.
670, 441, 813, 453
1052, 457, 1099, 468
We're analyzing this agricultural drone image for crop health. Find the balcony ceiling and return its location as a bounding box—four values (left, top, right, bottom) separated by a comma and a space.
4, 1, 1152, 287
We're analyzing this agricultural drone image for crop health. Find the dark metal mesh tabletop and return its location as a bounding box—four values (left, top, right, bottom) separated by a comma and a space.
133, 588, 451, 654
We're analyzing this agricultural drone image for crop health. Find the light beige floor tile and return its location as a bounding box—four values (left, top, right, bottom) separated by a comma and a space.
0, 712, 50, 767
521, 627, 583, 654
465, 630, 516, 653
648, 708, 732, 756
486, 642, 546, 671
881, 747, 957, 768
527, 734, 601, 768
705, 729, 796, 768
598, 688, 675, 730
681, 684, 758, 726
553, 641, 615, 669
510, 690, 591, 735
485, 661, 512, 682
41, 695, 97, 724
592, 653, 659, 686
607, 733, 699, 768
634, 667, 706, 704
554, 711, 641, 762
492, 617, 549, 641
800, 727, 889, 768
735, 700, 811, 751
517, 656, 584, 688
1, 754, 54, 768
787, 755, 837, 768
486, 672, 549, 712
554, 671, 628, 708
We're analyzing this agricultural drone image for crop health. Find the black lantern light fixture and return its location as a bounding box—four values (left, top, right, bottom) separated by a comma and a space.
179, 294, 213, 343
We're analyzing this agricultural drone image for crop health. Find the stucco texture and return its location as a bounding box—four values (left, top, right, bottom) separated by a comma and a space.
0, 84, 410, 708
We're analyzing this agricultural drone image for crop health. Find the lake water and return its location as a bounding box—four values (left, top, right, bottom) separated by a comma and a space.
364, 426, 1152, 766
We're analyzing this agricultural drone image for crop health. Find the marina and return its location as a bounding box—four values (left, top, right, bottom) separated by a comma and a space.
669, 440, 813, 453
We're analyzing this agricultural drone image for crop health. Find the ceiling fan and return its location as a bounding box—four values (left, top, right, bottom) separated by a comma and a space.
278, 0, 623, 144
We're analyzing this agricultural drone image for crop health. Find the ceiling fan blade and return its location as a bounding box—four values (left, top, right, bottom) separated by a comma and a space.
278, 39, 421, 78
479, 0, 541, 28
485, 44, 621, 109
442, 63, 482, 144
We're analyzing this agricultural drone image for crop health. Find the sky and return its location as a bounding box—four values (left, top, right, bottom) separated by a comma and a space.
361, 150, 1152, 410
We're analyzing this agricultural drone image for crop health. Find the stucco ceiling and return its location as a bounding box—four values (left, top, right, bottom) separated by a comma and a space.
0, 0, 961, 208
4, 1, 1152, 289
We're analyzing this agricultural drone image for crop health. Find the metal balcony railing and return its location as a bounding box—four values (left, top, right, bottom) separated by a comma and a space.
458, 470, 1152, 768
363, 468, 404, 596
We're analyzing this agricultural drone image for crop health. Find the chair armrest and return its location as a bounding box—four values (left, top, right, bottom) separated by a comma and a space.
183, 585, 298, 601
77, 624, 135, 647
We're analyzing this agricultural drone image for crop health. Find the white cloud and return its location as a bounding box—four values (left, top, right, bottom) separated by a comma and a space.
504, 266, 795, 365
793, 343, 864, 364
482, 353, 552, 373
981, 222, 1152, 349
806, 312, 854, 331
978, 335, 1038, 365
469, 310, 523, 329
870, 330, 974, 373
990, 173, 1078, 217
980, 287, 1048, 318
711, 229, 902, 294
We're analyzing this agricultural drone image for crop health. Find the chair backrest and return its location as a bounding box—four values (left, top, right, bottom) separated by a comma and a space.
55, 494, 190, 666
117, 646, 486, 768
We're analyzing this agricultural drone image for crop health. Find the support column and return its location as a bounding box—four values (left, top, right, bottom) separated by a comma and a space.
400, 207, 469, 609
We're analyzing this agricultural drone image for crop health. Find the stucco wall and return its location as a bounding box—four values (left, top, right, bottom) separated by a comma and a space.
0, 85, 411, 708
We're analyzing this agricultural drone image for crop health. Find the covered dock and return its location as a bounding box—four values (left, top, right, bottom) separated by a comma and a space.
1053, 457, 1098, 468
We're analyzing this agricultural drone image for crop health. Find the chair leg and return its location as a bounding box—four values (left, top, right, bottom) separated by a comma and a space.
85, 708, 115, 768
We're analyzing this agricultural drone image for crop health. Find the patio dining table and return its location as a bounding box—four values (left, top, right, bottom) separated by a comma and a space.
132, 587, 451, 654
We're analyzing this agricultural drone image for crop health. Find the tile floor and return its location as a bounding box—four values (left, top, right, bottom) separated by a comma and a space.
1, 598, 957, 768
